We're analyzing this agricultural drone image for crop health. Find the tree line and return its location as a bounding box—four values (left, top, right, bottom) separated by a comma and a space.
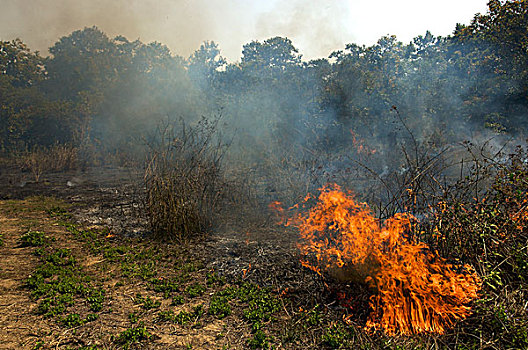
1, 0, 527, 161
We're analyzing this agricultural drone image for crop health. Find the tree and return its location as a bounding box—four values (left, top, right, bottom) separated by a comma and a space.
45, 26, 122, 101
187, 41, 225, 92
0, 39, 44, 88
453, 0, 528, 133
241, 36, 301, 71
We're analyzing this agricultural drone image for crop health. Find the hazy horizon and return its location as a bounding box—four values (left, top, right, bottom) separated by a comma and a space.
1, 0, 489, 61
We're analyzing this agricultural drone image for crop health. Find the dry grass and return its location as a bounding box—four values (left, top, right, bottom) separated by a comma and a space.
144, 117, 227, 243
18, 143, 78, 182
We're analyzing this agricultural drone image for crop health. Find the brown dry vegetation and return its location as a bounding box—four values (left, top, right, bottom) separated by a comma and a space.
0, 141, 526, 350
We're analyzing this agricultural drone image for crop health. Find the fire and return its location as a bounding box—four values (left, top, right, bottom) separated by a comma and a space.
350, 130, 376, 156
285, 184, 480, 335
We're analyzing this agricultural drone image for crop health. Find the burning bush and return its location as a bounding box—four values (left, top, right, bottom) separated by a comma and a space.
144, 117, 226, 242
281, 184, 481, 335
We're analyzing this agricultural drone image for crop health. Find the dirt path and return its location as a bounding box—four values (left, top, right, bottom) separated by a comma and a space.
0, 197, 327, 350
0, 202, 55, 349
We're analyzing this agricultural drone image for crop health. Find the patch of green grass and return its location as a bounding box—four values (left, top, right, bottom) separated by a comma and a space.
212, 282, 282, 347
60, 313, 84, 328
3, 196, 69, 215
321, 323, 351, 349
172, 294, 184, 305
20, 230, 47, 247
121, 261, 158, 280
157, 305, 204, 326
150, 277, 180, 298
185, 283, 206, 298
101, 245, 129, 261
128, 311, 140, 324
58, 312, 99, 329
134, 293, 161, 310
142, 296, 161, 310
306, 305, 322, 326
46, 206, 72, 220
247, 329, 270, 349
114, 323, 151, 349
157, 310, 176, 322
206, 271, 225, 286
208, 295, 231, 319
26, 246, 105, 326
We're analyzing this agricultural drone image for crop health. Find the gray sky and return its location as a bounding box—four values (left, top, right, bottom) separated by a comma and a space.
0, 0, 489, 61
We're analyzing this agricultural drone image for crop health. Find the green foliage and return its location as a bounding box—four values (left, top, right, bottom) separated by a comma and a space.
171, 294, 184, 305
428, 147, 528, 286
420, 146, 528, 348
185, 283, 206, 298
157, 305, 204, 326
150, 277, 180, 298
208, 295, 231, 319
247, 329, 270, 349
212, 282, 281, 348
128, 312, 139, 324
25, 244, 105, 326
321, 324, 350, 349
60, 313, 83, 328
20, 230, 46, 247
206, 271, 225, 286
114, 324, 151, 349
141, 296, 161, 310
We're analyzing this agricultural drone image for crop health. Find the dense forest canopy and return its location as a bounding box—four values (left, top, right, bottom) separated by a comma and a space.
1, 0, 527, 158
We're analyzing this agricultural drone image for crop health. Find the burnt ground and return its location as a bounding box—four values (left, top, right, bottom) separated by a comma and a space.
0, 167, 376, 349
0, 166, 501, 349
0, 166, 318, 290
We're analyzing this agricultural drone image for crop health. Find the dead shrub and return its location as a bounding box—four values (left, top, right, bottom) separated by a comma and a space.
20, 143, 78, 182
144, 117, 227, 242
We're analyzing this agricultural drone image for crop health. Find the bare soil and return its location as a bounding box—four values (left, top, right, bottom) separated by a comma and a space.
0, 168, 340, 349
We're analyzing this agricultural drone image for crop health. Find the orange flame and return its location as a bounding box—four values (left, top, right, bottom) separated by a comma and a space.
242, 263, 252, 279
287, 184, 480, 335
350, 130, 377, 156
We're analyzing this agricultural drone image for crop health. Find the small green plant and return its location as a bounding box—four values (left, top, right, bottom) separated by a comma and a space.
157, 305, 204, 326
26, 244, 105, 325
157, 310, 176, 322
60, 313, 83, 328
206, 271, 225, 286
20, 230, 46, 247
172, 294, 184, 305
128, 312, 139, 324
306, 305, 321, 326
141, 295, 161, 310
186, 283, 206, 298
87, 289, 105, 311
322, 323, 350, 349
247, 329, 269, 349
84, 313, 99, 323
151, 277, 180, 298
114, 324, 151, 349
209, 296, 231, 319
33, 340, 45, 349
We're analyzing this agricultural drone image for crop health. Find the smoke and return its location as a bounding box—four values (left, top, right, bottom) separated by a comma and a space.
0, 0, 255, 60
0, 0, 352, 61
254, 0, 354, 60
